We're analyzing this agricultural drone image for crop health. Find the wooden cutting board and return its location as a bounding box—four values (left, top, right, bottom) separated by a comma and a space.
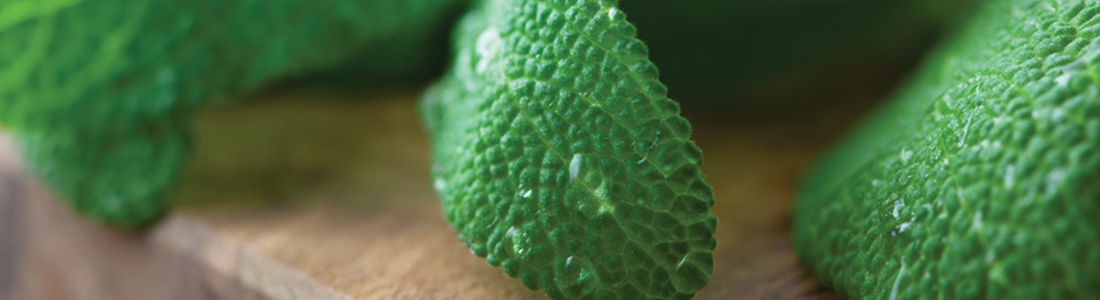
0, 87, 859, 300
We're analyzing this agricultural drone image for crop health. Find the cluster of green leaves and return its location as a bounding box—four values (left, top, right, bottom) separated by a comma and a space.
6, 0, 1065, 299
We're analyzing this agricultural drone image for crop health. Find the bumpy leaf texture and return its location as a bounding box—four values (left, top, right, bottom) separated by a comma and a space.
796, 0, 1100, 298
0, 0, 464, 228
420, 0, 718, 299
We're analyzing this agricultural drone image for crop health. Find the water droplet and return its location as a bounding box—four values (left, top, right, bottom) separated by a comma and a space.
958, 115, 972, 147
475, 27, 502, 74
1045, 168, 1065, 199
508, 226, 529, 255
675, 253, 689, 270
1055, 72, 1072, 86
896, 222, 911, 234
888, 262, 907, 300
570, 153, 582, 183
594, 180, 609, 202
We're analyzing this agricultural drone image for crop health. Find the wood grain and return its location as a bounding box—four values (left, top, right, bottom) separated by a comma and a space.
0, 87, 853, 300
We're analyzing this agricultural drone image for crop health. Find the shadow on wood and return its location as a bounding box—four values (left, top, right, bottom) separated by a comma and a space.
0, 87, 848, 300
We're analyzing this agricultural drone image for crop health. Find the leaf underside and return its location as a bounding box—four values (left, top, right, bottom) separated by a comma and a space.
796, 0, 1100, 298
421, 0, 717, 299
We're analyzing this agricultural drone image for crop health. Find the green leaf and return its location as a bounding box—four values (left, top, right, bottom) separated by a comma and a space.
795, 0, 1100, 298
420, 0, 717, 299
0, 0, 465, 228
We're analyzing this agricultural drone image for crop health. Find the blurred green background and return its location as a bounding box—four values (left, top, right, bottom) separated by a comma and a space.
176, 0, 981, 211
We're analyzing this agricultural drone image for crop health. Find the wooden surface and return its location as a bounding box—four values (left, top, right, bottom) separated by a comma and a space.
0, 87, 863, 300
